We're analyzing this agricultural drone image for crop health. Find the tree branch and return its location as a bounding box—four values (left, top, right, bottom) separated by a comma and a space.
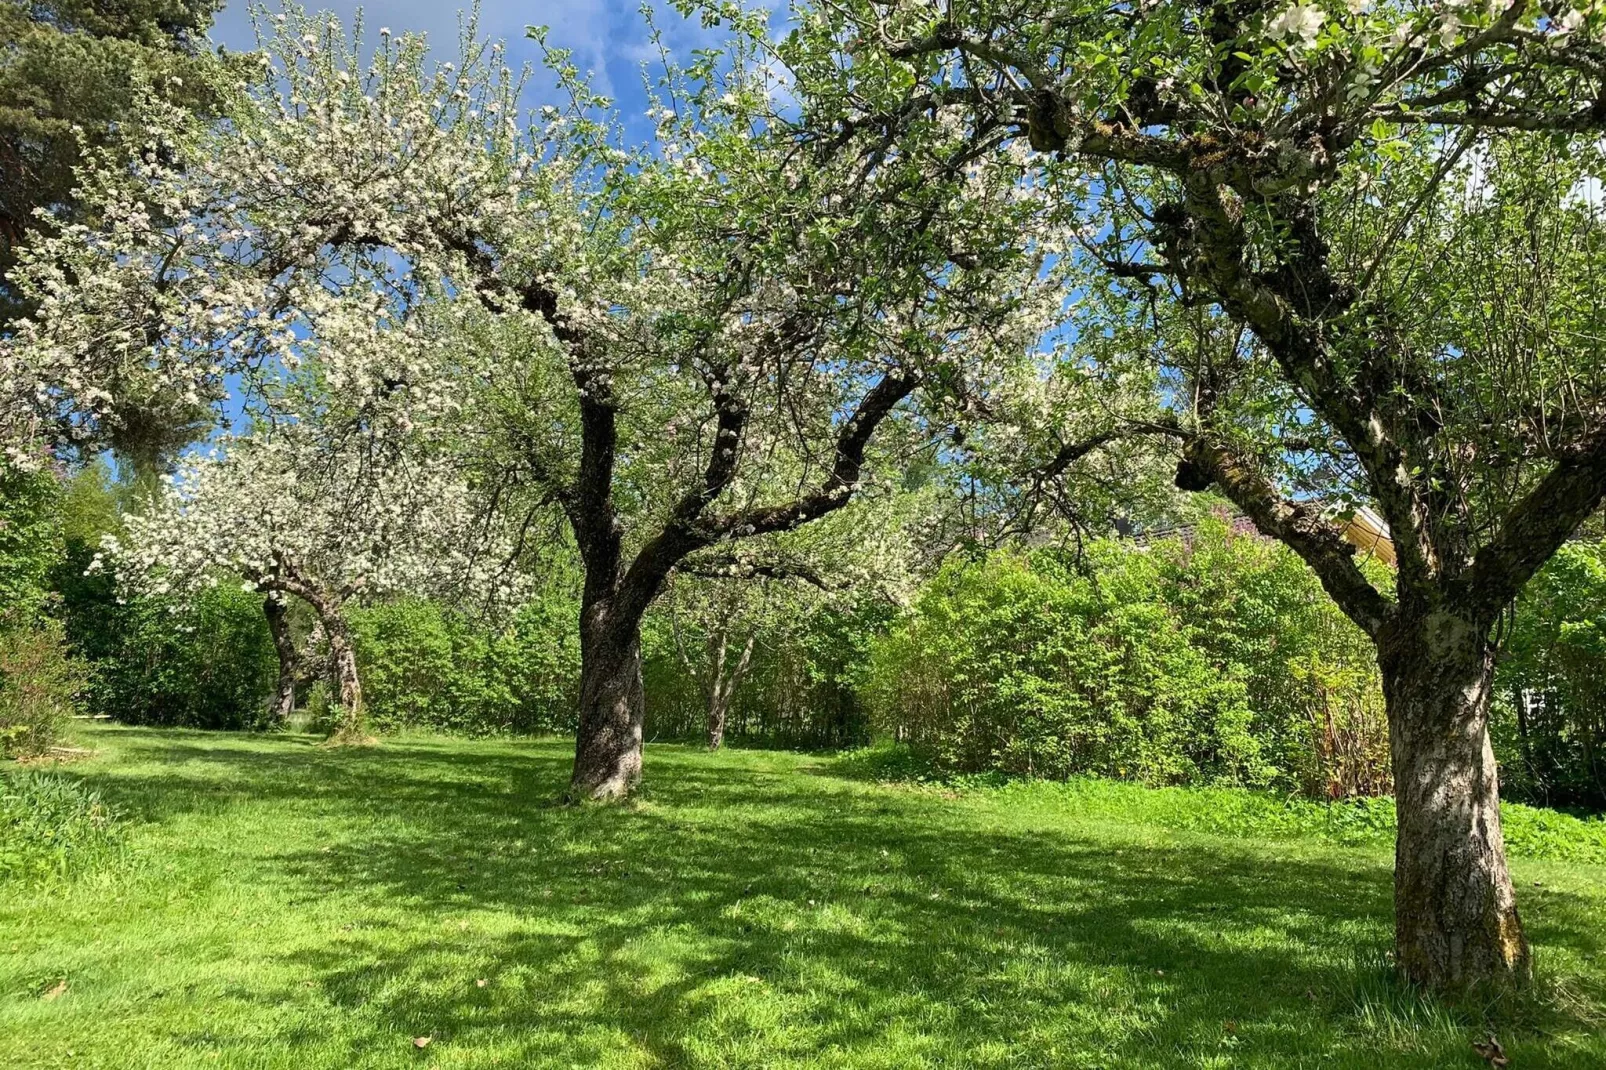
1178, 435, 1393, 638
1453, 429, 1606, 625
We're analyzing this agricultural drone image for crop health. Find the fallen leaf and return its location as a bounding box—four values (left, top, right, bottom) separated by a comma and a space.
475, 978, 488, 988
1473, 1034, 1509, 1068
41, 980, 67, 1001
412, 1036, 432, 1049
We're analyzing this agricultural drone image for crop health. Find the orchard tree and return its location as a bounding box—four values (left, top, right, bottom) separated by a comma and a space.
0, 0, 237, 473
784, 0, 1606, 987
0, 0, 223, 321
2, 10, 1114, 796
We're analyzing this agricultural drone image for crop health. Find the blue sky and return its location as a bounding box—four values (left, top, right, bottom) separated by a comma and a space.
209, 1, 734, 134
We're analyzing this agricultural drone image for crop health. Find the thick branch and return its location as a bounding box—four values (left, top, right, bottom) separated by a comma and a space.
719, 368, 921, 538
612, 368, 919, 624
1453, 430, 1606, 625
1179, 435, 1393, 638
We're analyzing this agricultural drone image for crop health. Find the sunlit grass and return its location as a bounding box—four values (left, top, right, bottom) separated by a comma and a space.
1, 724, 1601, 1069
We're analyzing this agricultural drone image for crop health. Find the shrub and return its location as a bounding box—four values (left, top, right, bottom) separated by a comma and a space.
89, 584, 279, 730
1147, 518, 1390, 798
0, 461, 63, 617
0, 770, 123, 883
0, 617, 86, 759
1492, 539, 1606, 810
865, 550, 1267, 786
864, 521, 1397, 798
351, 594, 580, 736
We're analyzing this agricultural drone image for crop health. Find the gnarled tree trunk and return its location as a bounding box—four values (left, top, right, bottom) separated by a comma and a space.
263, 596, 298, 724
1379, 610, 1530, 989
259, 563, 367, 746
569, 599, 645, 800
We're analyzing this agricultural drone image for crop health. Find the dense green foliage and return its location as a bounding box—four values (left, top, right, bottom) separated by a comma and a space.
1, 724, 1601, 1068
0, 462, 62, 613
867, 548, 1263, 785
350, 595, 580, 737
0, 618, 85, 758
87, 585, 279, 730
0, 462, 85, 758
867, 521, 1387, 794
0, 768, 121, 882
1493, 539, 1606, 811
642, 598, 892, 749
44, 466, 277, 730
1149, 520, 1392, 798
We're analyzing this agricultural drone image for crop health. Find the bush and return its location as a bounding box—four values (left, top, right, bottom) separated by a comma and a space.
865, 550, 1267, 786
0, 617, 86, 758
864, 521, 1396, 798
1146, 518, 1390, 798
89, 584, 280, 730
351, 594, 580, 736
0, 770, 123, 883
0, 462, 63, 617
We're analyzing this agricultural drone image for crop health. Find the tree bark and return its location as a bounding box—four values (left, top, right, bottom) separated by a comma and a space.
568, 599, 645, 800
322, 611, 367, 745
706, 633, 753, 751
1379, 610, 1530, 990
706, 690, 729, 751
263, 596, 298, 724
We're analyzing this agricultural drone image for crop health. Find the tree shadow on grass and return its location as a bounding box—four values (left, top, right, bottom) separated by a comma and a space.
61, 728, 1606, 1068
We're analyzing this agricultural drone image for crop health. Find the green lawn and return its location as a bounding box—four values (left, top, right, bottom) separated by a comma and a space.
2, 725, 1603, 1069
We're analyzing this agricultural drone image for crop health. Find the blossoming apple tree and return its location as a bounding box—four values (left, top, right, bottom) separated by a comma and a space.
2, 10, 1116, 794
99, 417, 525, 742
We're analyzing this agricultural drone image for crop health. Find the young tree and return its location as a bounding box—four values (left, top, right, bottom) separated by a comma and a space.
789, 0, 1606, 987
4, 11, 1106, 795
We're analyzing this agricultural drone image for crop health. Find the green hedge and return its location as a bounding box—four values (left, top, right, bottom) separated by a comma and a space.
351, 595, 580, 736
864, 521, 1391, 795
865, 548, 1267, 786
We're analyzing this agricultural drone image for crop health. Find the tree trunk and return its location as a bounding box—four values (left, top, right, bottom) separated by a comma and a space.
706, 633, 753, 751
263, 596, 298, 724
321, 611, 367, 745
1380, 610, 1530, 989
569, 600, 645, 800
706, 691, 730, 751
